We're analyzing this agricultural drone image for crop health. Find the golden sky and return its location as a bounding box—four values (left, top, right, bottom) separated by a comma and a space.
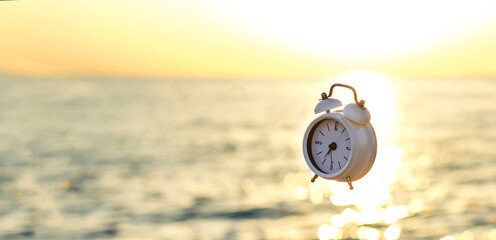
1, 0, 496, 79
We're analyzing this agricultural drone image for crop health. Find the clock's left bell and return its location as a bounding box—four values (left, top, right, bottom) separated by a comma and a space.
315, 92, 342, 114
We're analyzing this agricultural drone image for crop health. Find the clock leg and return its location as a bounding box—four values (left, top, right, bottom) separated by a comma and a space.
311, 174, 319, 183
346, 176, 354, 190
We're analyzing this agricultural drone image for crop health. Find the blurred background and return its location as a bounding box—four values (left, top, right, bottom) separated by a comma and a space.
2, 1, 496, 239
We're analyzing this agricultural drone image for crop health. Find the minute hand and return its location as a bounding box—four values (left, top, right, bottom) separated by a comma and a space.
329, 150, 333, 170
324, 149, 334, 170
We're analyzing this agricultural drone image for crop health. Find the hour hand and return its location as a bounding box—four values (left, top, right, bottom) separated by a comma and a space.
324, 148, 332, 157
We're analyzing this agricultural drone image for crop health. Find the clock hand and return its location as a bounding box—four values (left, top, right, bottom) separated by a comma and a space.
325, 142, 337, 171
324, 148, 332, 158
330, 150, 333, 171
325, 142, 334, 156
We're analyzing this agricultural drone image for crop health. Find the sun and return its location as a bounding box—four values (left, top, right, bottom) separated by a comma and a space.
213, 1, 496, 61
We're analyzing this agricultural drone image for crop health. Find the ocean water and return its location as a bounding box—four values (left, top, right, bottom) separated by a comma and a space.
1, 75, 496, 239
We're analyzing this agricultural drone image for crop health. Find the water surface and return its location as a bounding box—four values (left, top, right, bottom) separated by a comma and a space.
0, 76, 495, 239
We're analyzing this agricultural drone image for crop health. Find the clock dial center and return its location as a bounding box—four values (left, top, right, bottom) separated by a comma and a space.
329, 142, 337, 151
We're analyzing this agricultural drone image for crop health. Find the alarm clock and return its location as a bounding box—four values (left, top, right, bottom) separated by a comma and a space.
302, 83, 377, 190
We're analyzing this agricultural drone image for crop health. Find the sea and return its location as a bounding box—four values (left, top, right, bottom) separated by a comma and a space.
0, 74, 496, 240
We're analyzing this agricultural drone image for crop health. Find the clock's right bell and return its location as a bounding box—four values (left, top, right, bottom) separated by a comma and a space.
343, 103, 371, 125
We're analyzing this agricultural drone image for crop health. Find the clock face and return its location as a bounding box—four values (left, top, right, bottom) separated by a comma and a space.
308, 118, 352, 174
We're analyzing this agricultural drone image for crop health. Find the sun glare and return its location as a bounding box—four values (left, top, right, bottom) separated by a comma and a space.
326, 70, 402, 207
214, 1, 496, 61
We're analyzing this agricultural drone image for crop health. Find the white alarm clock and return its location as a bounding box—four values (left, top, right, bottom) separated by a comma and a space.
303, 83, 377, 190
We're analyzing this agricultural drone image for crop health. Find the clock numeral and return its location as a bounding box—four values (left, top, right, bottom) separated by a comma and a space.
338, 161, 342, 169
319, 130, 324, 136
316, 151, 323, 155
326, 123, 330, 131
315, 141, 322, 145
342, 128, 346, 134
346, 146, 351, 150
346, 137, 350, 141
334, 121, 339, 131
344, 156, 348, 161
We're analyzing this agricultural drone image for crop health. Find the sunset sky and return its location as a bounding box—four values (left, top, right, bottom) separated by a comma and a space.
2, 0, 496, 80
